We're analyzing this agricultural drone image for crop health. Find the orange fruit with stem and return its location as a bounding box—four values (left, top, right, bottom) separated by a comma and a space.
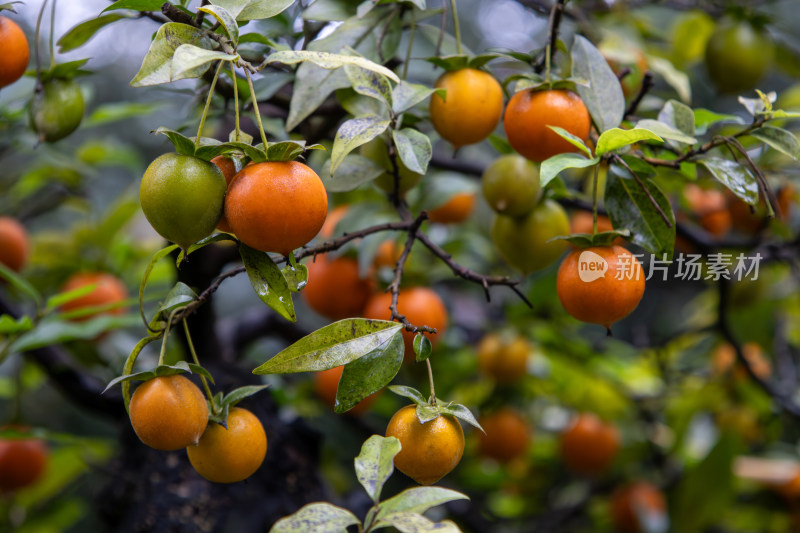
560, 413, 620, 476
504, 89, 591, 162
0, 216, 29, 272
0, 16, 29, 89
59, 272, 128, 321
225, 161, 328, 256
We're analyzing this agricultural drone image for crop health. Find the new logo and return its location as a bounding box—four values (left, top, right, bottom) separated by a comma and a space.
578, 250, 608, 282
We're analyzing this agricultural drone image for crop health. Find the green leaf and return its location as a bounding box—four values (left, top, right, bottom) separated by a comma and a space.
265, 50, 400, 83
571, 35, 625, 132
635, 119, 697, 145
605, 170, 676, 259
749, 126, 800, 160
336, 332, 403, 412
172, 44, 238, 80
693, 108, 744, 133
320, 154, 384, 191
219, 384, 270, 408
215, 0, 295, 21
392, 128, 432, 175
355, 435, 401, 503
699, 157, 759, 205
103, 362, 214, 394
9, 314, 141, 353
253, 319, 403, 374
0, 262, 42, 307
540, 153, 599, 189
57, 14, 129, 53
648, 55, 691, 103
139, 244, 180, 330
0, 315, 33, 335
177, 232, 238, 264
130, 23, 216, 87
102, 0, 164, 12
547, 126, 593, 158
345, 63, 392, 106
673, 433, 738, 533
388, 385, 426, 405
330, 115, 391, 175
282, 263, 308, 292
266, 140, 324, 162
595, 128, 663, 156
270, 503, 360, 533
152, 282, 198, 322
377, 487, 469, 519
376, 512, 461, 533
85, 101, 161, 126
440, 403, 483, 432
739, 92, 775, 117
45, 283, 98, 312
198, 5, 239, 45
152, 127, 196, 156
39, 59, 92, 82
413, 334, 432, 362
658, 99, 695, 138
392, 82, 439, 115
239, 244, 296, 322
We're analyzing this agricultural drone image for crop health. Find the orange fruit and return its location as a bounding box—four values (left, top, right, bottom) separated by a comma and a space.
385, 405, 465, 485
362, 287, 448, 362
610, 482, 667, 533
0, 16, 29, 89
477, 408, 531, 463
0, 216, 29, 272
212, 155, 239, 233
129, 375, 209, 451
313, 365, 380, 415
373, 239, 402, 269
0, 429, 47, 493
684, 184, 731, 237
560, 413, 620, 476
318, 205, 349, 239
711, 342, 771, 380
187, 407, 267, 483
429, 68, 504, 148
570, 211, 614, 235
428, 192, 476, 224
504, 89, 591, 162
303, 255, 374, 320
477, 334, 530, 385
225, 161, 328, 255
59, 272, 128, 321
556, 245, 645, 329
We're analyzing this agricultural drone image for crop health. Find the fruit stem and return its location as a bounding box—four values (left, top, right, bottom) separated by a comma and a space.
244, 69, 270, 155
183, 319, 215, 402
230, 63, 241, 142
33, 0, 49, 88
592, 163, 599, 235
402, 18, 416, 80
426, 358, 437, 406
449, 0, 462, 56
48, 0, 57, 70
158, 308, 181, 366
195, 61, 224, 150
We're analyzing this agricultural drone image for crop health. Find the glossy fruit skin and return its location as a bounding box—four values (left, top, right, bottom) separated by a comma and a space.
429, 68, 504, 148
0, 216, 29, 272
477, 334, 530, 385
477, 408, 531, 463
0, 17, 29, 89
360, 138, 423, 195
140, 153, 226, 250
0, 432, 47, 493
129, 375, 209, 451
560, 413, 620, 476
482, 154, 542, 216
225, 161, 328, 255
59, 272, 127, 321
385, 405, 465, 485
187, 407, 267, 484
362, 288, 448, 362
556, 245, 645, 328
491, 199, 570, 274
212, 155, 239, 233
610, 482, 667, 533
29, 79, 85, 142
313, 365, 379, 415
711, 342, 771, 380
303, 256, 374, 320
705, 18, 772, 94
428, 192, 476, 224
504, 89, 591, 163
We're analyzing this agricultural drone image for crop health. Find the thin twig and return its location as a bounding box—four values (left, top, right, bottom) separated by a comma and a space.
624, 70, 654, 118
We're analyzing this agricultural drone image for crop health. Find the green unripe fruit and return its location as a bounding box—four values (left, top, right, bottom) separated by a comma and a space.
140, 153, 226, 250
29, 78, 85, 142
491, 199, 570, 274
705, 18, 772, 94
482, 154, 542, 216
360, 137, 423, 194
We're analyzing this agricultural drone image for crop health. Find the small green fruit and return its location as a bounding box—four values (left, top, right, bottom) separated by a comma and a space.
705, 17, 772, 94
29, 78, 85, 142
482, 154, 541, 216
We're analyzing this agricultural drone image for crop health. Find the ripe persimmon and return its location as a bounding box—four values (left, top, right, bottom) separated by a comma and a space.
0, 429, 47, 493
504, 89, 591, 162
362, 287, 448, 362
0, 16, 29, 89
313, 365, 380, 415
429, 68, 504, 148
187, 407, 267, 483
477, 408, 531, 463
0, 216, 29, 272
59, 272, 128, 321
560, 413, 620, 476
303, 255, 374, 320
385, 405, 465, 485
428, 192, 476, 224
129, 375, 209, 451
556, 245, 645, 330
610, 482, 667, 533
477, 334, 531, 385
225, 161, 328, 255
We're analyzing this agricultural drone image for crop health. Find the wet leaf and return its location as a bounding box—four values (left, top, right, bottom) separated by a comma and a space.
355, 435, 401, 502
